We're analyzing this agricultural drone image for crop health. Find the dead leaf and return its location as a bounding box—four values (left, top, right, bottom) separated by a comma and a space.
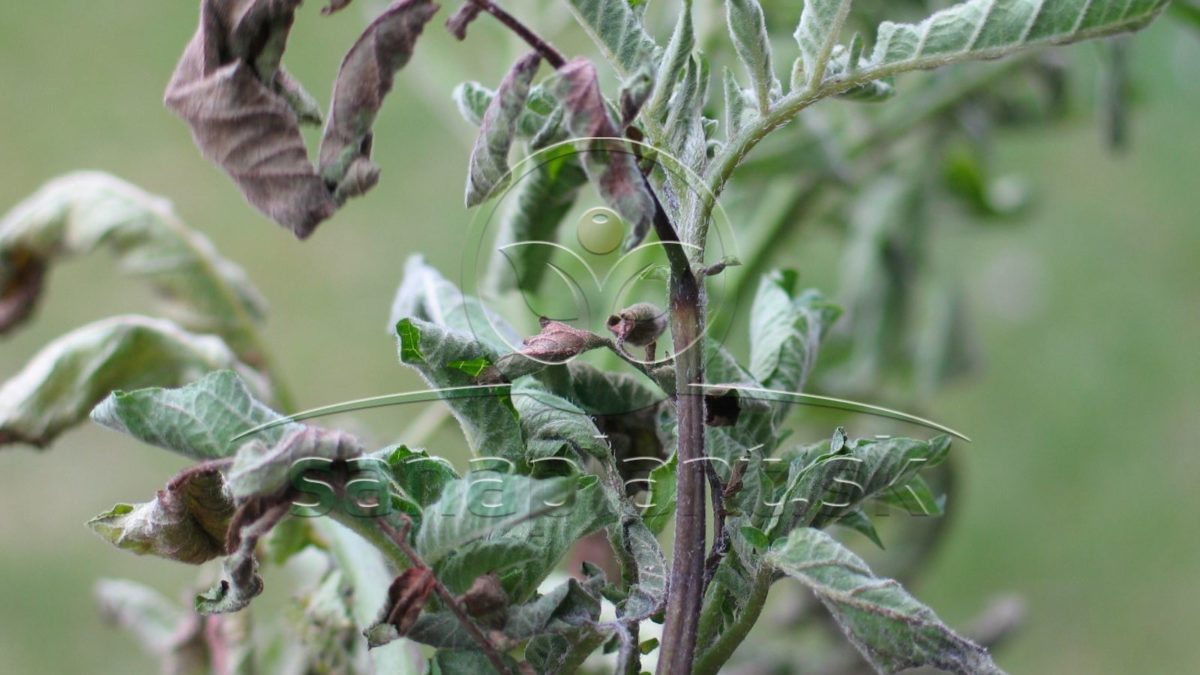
446, 2, 482, 40
0, 248, 46, 334
382, 566, 438, 635
319, 0, 441, 197
165, 0, 337, 238
551, 58, 655, 250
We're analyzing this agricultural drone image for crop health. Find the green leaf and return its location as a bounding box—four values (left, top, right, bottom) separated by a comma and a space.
748, 270, 841, 398
381, 445, 460, 508
642, 452, 677, 535
414, 473, 580, 566
0, 173, 266, 356
564, 0, 658, 79
722, 67, 753, 139
837, 508, 885, 548
611, 514, 668, 618
429, 649, 520, 675
861, 0, 1170, 83
395, 317, 523, 459
89, 465, 235, 564
877, 474, 945, 517
485, 145, 588, 294
794, 0, 854, 90
390, 255, 520, 354
646, 0, 695, 121
724, 0, 780, 112
432, 475, 617, 601
768, 528, 1003, 674
513, 379, 610, 463
466, 52, 543, 207
91, 369, 287, 462
1, 317, 267, 449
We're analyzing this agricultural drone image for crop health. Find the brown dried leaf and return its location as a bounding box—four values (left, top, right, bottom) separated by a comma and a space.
0, 248, 45, 333
165, 0, 337, 238
551, 58, 655, 250
606, 302, 667, 347
521, 317, 606, 363
460, 572, 508, 617
319, 0, 441, 196
446, 2, 482, 40
322, 0, 356, 15
88, 463, 237, 565
382, 567, 438, 635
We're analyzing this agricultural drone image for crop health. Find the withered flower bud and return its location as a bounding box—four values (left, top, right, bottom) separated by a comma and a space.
381, 566, 437, 636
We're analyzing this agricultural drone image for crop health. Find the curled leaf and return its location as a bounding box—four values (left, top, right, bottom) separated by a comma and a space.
319, 0, 441, 197
466, 52, 542, 207
322, 0, 356, 15
551, 58, 655, 251
165, 0, 337, 237
376, 567, 438, 641
606, 302, 667, 348
89, 464, 236, 565
196, 498, 291, 614
446, 2, 482, 40
518, 317, 606, 364
228, 425, 364, 500
0, 173, 267, 356
0, 316, 268, 449
461, 573, 508, 617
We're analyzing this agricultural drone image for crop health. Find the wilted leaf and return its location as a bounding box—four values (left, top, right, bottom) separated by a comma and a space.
465, 52, 542, 207
1, 317, 267, 449
196, 499, 291, 614
552, 58, 655, 251
485, 143, 588, 294
724, 0, 779, 111
92, 369, 287, 462
89, 464, 236, 564
563, 0, 658, 79
0, 173, 266, 355
165, 0, 337, 237
793, 0, 854, 90
405, 578, 601, 650
452, 81, 555, 138
319, 0, 442, 199
768, 528, 1003, 674
446, 2, 482, 40
376, 566, 439, 638
228, 425, 364, 500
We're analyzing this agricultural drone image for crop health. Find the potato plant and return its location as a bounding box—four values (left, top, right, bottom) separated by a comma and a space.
0, 1, 1175, 673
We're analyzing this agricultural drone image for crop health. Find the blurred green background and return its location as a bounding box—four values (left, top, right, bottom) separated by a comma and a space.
1, 2, 1196, 673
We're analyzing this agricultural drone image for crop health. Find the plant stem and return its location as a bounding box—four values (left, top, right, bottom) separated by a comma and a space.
692, 568, 772, 675
647, 183, 708, 673
468, 0, 567, 68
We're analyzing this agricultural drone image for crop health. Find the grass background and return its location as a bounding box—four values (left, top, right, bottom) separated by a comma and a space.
0, 2, 1196, 673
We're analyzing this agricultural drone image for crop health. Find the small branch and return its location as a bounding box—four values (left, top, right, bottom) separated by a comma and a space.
467, 0, 566, 68
701, 462, 728, 589
692, 567, 773, 675
375, 518, 516, 675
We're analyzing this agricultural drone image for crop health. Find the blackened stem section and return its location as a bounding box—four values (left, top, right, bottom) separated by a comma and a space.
468, 0, 566, 68
645, 184, 708, 674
